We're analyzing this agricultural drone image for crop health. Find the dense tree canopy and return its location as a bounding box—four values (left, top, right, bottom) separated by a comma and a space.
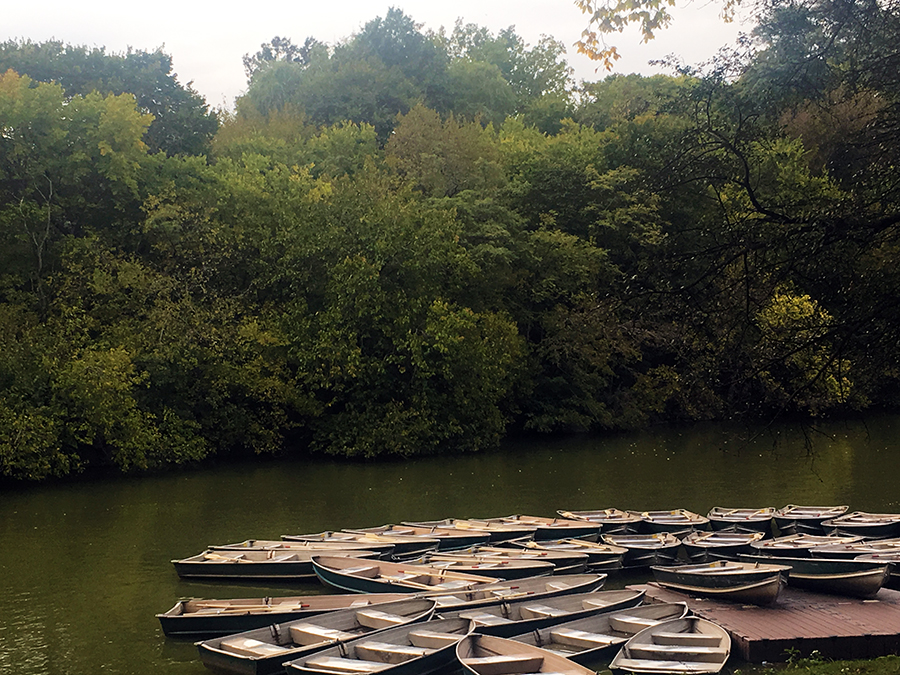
3, 4, 900, 480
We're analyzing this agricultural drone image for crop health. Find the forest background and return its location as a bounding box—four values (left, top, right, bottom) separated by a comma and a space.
2, 0, 900, 481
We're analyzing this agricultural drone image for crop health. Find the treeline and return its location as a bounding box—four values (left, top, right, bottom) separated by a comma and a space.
2, 3, 900, 480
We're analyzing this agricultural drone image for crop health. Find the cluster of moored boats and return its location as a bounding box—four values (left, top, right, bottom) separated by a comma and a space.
160, 506, 900, 675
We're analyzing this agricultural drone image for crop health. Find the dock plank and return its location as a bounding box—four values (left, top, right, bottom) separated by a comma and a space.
632, 583, 900, 662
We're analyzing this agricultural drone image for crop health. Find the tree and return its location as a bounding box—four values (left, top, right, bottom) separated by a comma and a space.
243, 36, 324, 81
0, 40, 218, 156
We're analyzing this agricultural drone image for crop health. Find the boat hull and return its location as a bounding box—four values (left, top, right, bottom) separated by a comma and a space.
609, 616, 731, 675
651, 562, 790, 605
740, 554, 891, 598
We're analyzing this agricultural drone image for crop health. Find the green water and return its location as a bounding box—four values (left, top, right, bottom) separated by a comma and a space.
1, 415, 898, 674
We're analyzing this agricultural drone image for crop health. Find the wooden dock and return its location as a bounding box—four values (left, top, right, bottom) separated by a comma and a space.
633, 582, 900, 662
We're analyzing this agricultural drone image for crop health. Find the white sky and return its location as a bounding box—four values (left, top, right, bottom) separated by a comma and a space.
4, 1, 753, 110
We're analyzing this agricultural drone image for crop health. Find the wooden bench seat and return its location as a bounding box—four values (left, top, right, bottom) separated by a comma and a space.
464, 654, 543, 675
407, 629, 466, 649
339, 565, 381, 578
629, 644, 729, 662
354, 640, 432, 664
652, 632, 723, 647
431, 580, 476, 590
218, 637, 290, 658
289, 624, 356, 645
457, 611, 515, 626
614, 657, 720, 673
549, 627, 619, 649
609, 614, 659, 633
302, 655, 388, 673
519, 603, 570, 619
354, 609, 407, 629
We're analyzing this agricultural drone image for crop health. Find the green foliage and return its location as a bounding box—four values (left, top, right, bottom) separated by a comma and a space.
0, 40, 217, 155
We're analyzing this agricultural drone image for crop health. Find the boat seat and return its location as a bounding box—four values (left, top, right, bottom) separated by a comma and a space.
355, 609, 407, 629
582, 597, 615, 610
354, 641, 432, 664
609, 615, 659, 633
289, 624, 357, 645
339, 565, 381, 578
615, 657, 722, 672
519, 603, 569, 619
549, 628, 619, 649
204, 552, 243, 561
218, 637, 290, 657
653, 632, 723, 647
407, 629, 465, 648
489, 589, 528, 599
464, 654, 544, 675
430, 580, 475, 590
349, 599, 371, 607
457, 611, 515, 626
544, 581, 571, 591
302, 655, 388, 673
629, 644, 729, 663
381, 573, 428, 584
269, 553, 299, 561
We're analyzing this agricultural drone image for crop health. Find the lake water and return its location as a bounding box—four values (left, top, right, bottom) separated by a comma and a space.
1, 414, 898, 674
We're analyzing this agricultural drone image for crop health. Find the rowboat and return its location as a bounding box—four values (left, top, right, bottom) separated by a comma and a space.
509, 602, 690, 664
456, 632, 601, 675
855, 552, 900, 590
343, 524, 492, 551
212, 540, 396, 558
507, 538, 627, 571
601, 533, 682, 568
809, 537, 900, 559
773, 504, 849, 535
171, 548, 379, 580
282, 532, 438, 559
820, 511, 900, 539
416, 548, 585, 575
479, 515, 601, 541
681, 530, 766, 563
650, 560, 790, 605
401, 555, 557, 580
311, 555, 503, 594
421, 574, 608, 610
706, 507, 775, 534
635, 510, 710, 536
283, 617, 472, 675
739, 554, 891, 598
156, 593, 413, 638
196, 597, 436, 675
749, 534, 863, 557
609, 616, 731, 674
556, 508, 643, 534
437, 589, 645, 638
402, 518, 538, 543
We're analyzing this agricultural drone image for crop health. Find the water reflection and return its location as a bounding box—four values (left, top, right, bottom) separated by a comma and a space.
0, 414, 897, 674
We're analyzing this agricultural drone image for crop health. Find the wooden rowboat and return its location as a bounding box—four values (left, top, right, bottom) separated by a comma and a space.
157, 593, 410, 638
456, 633, 598, 675
437, 589, 645, 638
402, 518, 539, 543
749, 534, 863, 557
479, 515, 601, 541
820, 511, 900, 539
508, 538, 627, 571
855, 552, 900, 590
809, 536, 900, 559
601, 533, 682, 568
421, 574, 608, 610
556, 508, 643, 534
739, 554, 891, 598
343, 524, 492, 551
171, 548, 379, 580
634, 510, 710, 536
706, 507, 775, 534
609, 616, 731, 674
415, 549, 581, 575
681, 530, 766, 563
211, 539, 396, 558
282, 532, 438, 559
400, 555, 557, 580
283, 617, 473, 675
196, 597, 436, 675
773, 504, 848, 536
509, 602, 690, 664
651, 560, 791, 605
311, 555, 501, 594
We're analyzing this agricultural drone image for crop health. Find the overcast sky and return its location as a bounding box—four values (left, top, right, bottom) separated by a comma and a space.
5, 1, 752, 109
